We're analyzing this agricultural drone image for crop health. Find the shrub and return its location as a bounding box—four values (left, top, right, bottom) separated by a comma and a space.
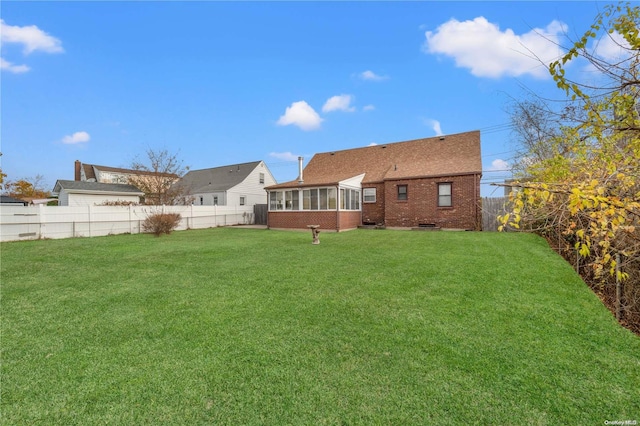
96, 200, 139, 206
142, 213, 182, 236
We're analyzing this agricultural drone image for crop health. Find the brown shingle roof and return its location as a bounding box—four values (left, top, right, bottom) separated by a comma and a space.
267, 130, 481, 189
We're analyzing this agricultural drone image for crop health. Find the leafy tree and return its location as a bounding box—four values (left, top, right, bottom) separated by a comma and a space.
0, 168, 6, 192
4, 175, 51, 199
129, 148, 190, 205
500, 3, 640, 332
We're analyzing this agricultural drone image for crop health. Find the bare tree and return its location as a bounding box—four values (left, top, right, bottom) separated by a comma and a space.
129, 148, 190, 205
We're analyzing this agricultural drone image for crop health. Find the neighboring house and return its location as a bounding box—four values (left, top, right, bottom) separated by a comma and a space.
175, 161, 276, 207
265, 130, 482, 231
75, 160, 180, 204
0, 195, 28, 206
53, 180, 144, 206
74, 160, 179, 185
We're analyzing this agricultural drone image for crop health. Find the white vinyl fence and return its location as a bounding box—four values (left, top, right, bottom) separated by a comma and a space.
0, 205, 256, 242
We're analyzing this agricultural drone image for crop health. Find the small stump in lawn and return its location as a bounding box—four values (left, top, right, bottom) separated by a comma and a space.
307, 225, 320, 245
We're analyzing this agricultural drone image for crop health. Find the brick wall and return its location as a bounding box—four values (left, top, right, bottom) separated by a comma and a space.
362, 183, 385, 225
268, 210, 361, 231
384, 174, 480, 230
268, 211, 337, 230
267, 173, 480, 231
337, 211, 362, 230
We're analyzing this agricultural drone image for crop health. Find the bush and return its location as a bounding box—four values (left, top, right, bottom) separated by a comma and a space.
142, 213, 182, 236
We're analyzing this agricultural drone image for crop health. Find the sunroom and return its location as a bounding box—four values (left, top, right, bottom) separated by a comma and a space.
266, 174, 364, 231
268, 186, 360, 212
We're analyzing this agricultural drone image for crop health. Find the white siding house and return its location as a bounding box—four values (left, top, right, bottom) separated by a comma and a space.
53, 180, 144, 206
176, 161, 276, 207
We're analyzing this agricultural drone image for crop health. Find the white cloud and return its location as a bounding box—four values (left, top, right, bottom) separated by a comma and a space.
359, 70, 389, 81
62, 131, 91, 144
322, 94, 356, 113
269, 151, 299, 162
488, 159, 510, 171
423, 17, 567, 79
424, 119, 443, 136
0, 57, 30, 73
592, 31, 631, 62
368, 142, 378, 146
1, 19, 64, 55
363, 104, 375, 111
276, 101, 323, 131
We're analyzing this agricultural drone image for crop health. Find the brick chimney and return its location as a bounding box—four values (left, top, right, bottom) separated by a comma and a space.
75, 160, 82, 181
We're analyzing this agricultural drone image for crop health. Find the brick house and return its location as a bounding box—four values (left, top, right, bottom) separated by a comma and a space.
265, 130, 482, 231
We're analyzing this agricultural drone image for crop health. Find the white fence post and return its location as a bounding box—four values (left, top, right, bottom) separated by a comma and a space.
88, 204, 92, 237
129, 205, 133, 234
38, 204, 44, 239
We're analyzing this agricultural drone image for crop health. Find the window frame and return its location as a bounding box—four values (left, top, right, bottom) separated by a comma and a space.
363, 188, 376, 203
269, 187, 351, 211
339, 188, 361, 210
437, 182, 452, 207
397, 185, 408, 201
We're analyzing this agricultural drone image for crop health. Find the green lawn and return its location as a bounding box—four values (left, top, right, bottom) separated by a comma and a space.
1, 228, 638, 425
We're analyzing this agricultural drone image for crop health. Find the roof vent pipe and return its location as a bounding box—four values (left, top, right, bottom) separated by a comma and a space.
298, 156, 304, 184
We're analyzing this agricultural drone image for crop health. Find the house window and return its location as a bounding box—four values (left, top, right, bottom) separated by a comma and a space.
213, 196, 219, 206
397, 185, 408, 201
363, 188, 376, 203
438, 183, 452, 207
240, 196, 246, 206
303, 189, 311, 210
269, 191, 283, 210
328, 188, 337, 209
259, 173, 265, 184
301, 188, 336, 210
340, 188, 360, 210
285, 190, 299, 210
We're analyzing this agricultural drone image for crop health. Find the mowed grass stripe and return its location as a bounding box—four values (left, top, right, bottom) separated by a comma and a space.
1, 228, 638, 424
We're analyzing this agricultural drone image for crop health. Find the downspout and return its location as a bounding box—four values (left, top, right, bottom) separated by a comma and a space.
475, 173, 480, 231
360, 186, 363, 229
336, 185, 340, 232
265, 188, 269, 229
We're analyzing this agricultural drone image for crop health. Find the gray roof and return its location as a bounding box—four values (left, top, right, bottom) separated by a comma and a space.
53, 180, 144, 195
177, 161, 262, 193
1, 195, 28, 205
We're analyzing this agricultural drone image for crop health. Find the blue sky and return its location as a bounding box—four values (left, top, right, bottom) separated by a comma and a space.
1, 1, 613, 196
